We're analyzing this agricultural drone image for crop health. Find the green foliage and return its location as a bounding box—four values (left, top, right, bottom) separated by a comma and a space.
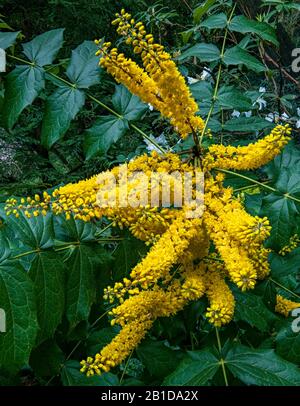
0, 0, 300, 388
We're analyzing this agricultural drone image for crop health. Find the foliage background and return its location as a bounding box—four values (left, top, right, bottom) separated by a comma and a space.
0, 0, 300, 386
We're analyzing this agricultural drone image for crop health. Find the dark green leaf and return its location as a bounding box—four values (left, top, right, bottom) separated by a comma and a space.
112, 85, 147, 121
41, 86, 85, 148
30, 339, 65, 376
2, 65, 45, 129
224, 46, 266, 72
28, 252, 65, 343
87, 326, 120, 355
61, 360, 119, 386
22, 28, 64, 66
217, 86, 252, 110
262, 194, 299, 249
84, 115, 128, 159
177, 43, 221, 62
276, 322, 300, 363
269, 250, 300, 290
229, 15, 278, 46
190, 81, 212, 101
200, 13, 227, 29
233, 288, 277, 332
0, 31, 20, 49
226, 344, 300, 385
0, 261, 38, 372
223, 117, 274, 132
163, 349, 219, 385
136, 340, 183, 379
66, 41, 100, 88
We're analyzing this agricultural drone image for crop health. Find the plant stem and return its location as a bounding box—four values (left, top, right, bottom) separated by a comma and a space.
269, 278, 300, 300
120, 349, 134, 384
215, 328, 229, 387
215, 168, 300, 204
199, 4, 236, 146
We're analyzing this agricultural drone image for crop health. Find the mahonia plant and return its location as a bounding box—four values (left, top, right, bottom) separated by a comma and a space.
5, 9, 300, 377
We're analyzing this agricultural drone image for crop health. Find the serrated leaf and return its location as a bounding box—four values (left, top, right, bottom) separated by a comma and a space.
0, 31, 20, 49
224, 46, 266, 72
112, 85, 147, 121
233, 288, 277, 332
2, 65, 45, 129
84, 115, 128, 159
276, 322, 300, 363
217, 86, 252, 110
28, 251, 65, 343
66, 41, 100, 88
64, 245, 97, 328
200, 13, 227, 29
269, 250, 300, 291
226, 344, 300, 385
262, 194, 299, 249
275, 169, 300, 197
177, 43, 221, 62
22, 28, 64, 66
136, 340, 183, 380
0, 261, 38, 372
61, 360, 119, 386
41, 86, 85, 148
54, 215, 97, 243
223, 116, 274, 132
264, 141, 300, 181
163, 349, 219, 385
229, 15, 278, 46
4, 211, 54, 251
190, 81, 212, 101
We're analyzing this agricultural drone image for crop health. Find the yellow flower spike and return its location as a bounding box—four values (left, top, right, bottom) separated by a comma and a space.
275, 295, 300, 317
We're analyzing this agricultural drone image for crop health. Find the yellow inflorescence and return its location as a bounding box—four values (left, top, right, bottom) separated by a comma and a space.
279, 234, 300, 256
95, 9, 205, 138
275, 295, 300, 317
4, 8, 295, 378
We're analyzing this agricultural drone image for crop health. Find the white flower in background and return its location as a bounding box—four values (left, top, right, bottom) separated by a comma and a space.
244, 110, 252, 118
253, 87, 267, 110
296, 107, 300, 128
265, 112, 289, 123
231, 110, 241, 118
148, 103, 154, 111
200, 68, 211, 81
187, 76, 199, 84
259, 86, 266, 93
144, 133, 169, 153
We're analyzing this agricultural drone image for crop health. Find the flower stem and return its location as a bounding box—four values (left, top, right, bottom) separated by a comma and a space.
215, 328, 229, 387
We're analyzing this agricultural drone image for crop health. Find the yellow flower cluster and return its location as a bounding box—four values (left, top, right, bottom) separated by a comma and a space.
95, 9, 205, 138
203, 124, 292, 171
279, 234, 300, 256
275, 295, 300, 317
5, 9, 295, 378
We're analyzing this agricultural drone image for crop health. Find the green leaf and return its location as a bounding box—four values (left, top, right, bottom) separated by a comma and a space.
87, 326, 120, 355
275, 169, 300, 197
112, 85, 148, 121
0, 31, 20, 49
269, 250, 300, 291
61, 360, 119, 386
193, 0, 217, 24
5, 211, 54, 250
84, 115, 128, 159
22, 28, 64, 66
30, 339, 65, 377
64, 245, 97, 328
2, 65, 45, 129
276, 323, 300, 364
200, 13, 227, 29
163, 349, 219, 385
217, 86, 252, 110
190, 81, 212, 101
28, 252, 65, 343
224, 46, 266, 72
136, 340, 183, 379
177, 43, 221, 62
0, 261, 38, 372
262, 194, 299, 249
229, 15, 279, 46
41, 86, 85, 148
233, 288, 277, 332
54, 215, 98, 243
66, 41, 100, 88
223, 117, 274, 132
226, 344, 300, 385
264, 141, 300, 181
